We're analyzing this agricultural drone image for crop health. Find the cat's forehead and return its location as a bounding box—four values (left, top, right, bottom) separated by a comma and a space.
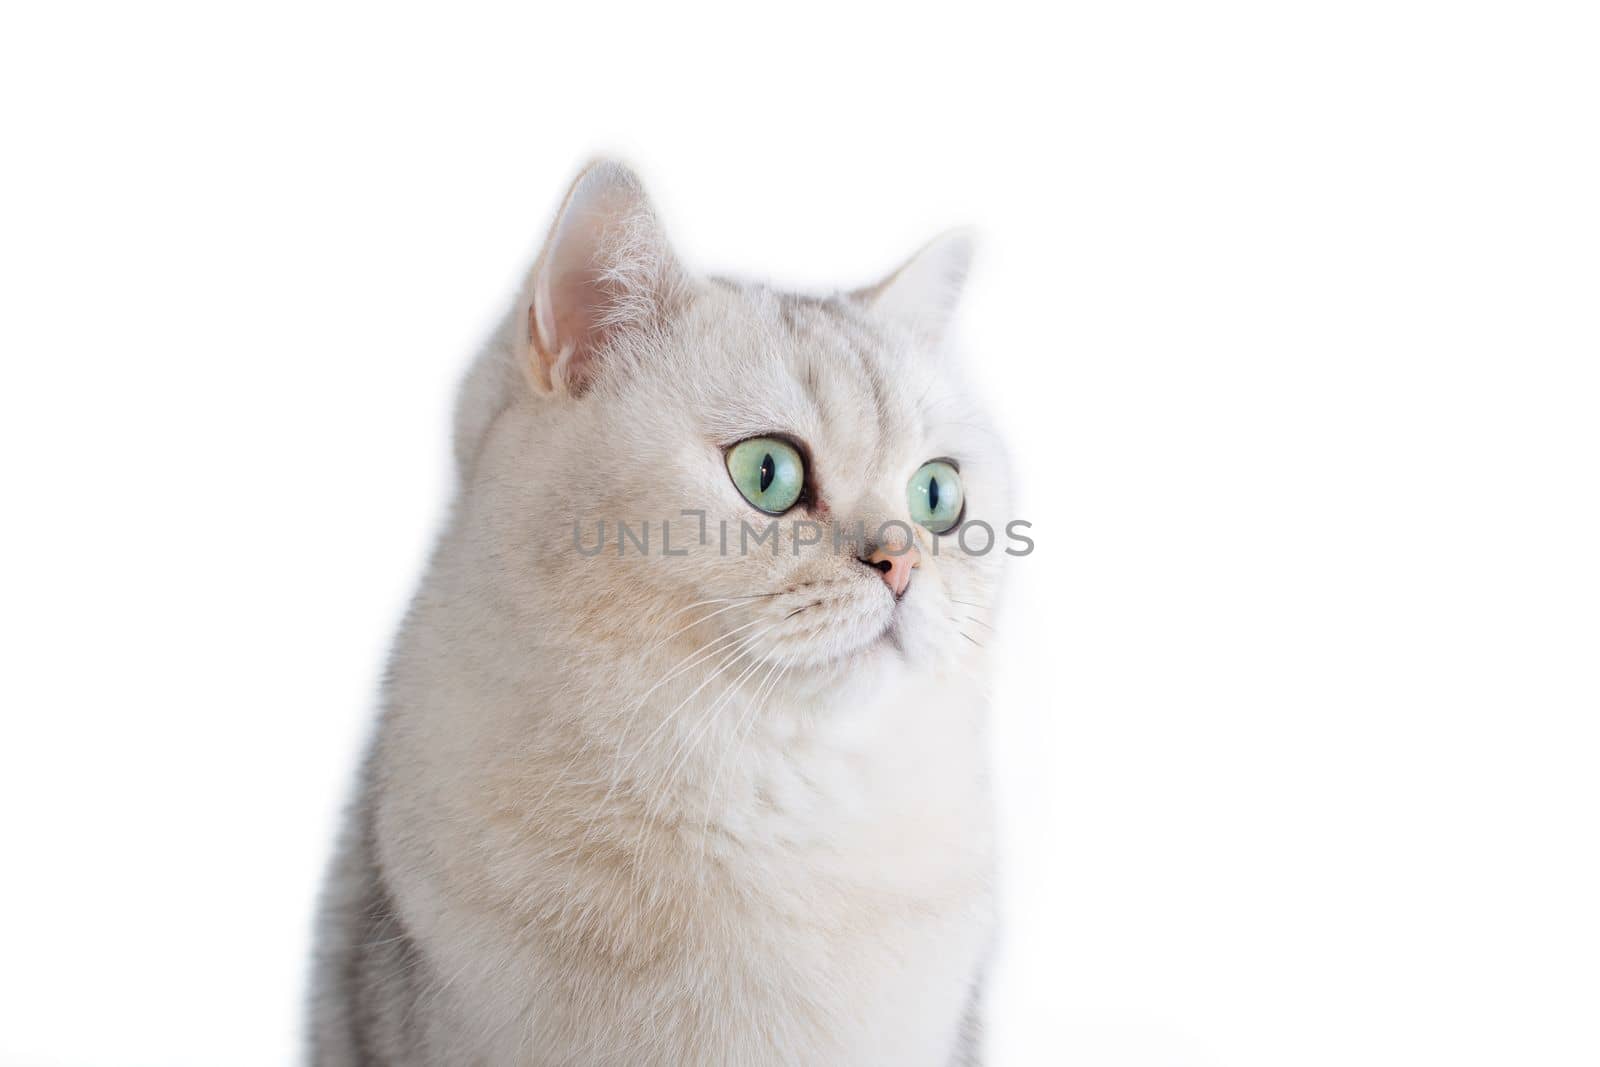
677, 282, 950, 460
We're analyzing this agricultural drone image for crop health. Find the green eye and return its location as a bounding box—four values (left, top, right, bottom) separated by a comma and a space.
908, 459, 964, 533
726, 437, 805, 514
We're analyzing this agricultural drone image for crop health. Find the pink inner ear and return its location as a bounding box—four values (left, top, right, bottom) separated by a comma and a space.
534, 264, 616, 396
523, 162, 681, 397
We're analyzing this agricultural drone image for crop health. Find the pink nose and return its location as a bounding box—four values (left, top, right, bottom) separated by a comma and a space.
863, 544, 920, 598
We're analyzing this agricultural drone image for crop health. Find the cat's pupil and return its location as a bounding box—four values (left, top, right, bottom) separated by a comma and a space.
759, 454, 775, 493
928, 475, 941, 511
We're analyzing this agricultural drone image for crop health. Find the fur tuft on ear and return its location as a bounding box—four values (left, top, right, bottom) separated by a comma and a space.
516, 160, 685, 396
855, 230, 975, 343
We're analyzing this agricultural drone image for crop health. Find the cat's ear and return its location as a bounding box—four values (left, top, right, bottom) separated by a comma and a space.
517, 161, 685, 397
854, 230, 975, 342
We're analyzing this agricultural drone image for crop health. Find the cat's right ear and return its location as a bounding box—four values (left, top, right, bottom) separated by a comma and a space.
515, 161, 685, 397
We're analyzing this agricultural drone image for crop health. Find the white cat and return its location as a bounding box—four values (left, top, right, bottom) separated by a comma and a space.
310, 161, 1011, 1066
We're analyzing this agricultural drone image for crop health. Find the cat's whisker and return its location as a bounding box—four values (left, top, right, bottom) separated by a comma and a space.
661, 590, 788, 621
658, 596, 746, 621
537, 619, 767, 819
583, 633, 769, 860
624, 641, 774, 889
694, 653, 793, 875
580, 598, 800, 853
642, 648, 772, 824
638, 599, 762, 659
959, 632, 985, 648
585, 591, 807, 856
632, 589, 795, 662
601, 627, 771, 799
695, 656, 783, 825
601, 627, 770, 797
625, 615, 775, 720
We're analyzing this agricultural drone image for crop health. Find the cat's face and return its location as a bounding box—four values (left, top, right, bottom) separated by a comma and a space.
458, 163, 1008, 696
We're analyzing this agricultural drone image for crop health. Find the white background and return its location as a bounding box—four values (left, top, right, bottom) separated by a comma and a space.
2, 2, 1596, 1064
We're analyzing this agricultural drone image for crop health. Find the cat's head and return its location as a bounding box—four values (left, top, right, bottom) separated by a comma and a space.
452, 162, 1010, 694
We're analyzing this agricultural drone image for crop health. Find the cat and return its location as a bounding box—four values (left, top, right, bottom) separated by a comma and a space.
309, 160, 1010, 1066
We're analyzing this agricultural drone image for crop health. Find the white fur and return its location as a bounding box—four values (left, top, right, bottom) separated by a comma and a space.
313, 162, 1011, 1066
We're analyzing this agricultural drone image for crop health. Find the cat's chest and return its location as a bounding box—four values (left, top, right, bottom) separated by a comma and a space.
735, 685, 992, 864
631, 702, 993, 1061
399, 705, 992, 1064
456, 856, 992, 1067
678, 878, 990, 1066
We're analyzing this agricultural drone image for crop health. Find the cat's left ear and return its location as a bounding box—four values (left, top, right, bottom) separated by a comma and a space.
854, 230, 975, 343
517, 160, 686, 397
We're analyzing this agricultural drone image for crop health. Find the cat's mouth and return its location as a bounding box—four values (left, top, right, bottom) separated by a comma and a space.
755, 574, 901, 666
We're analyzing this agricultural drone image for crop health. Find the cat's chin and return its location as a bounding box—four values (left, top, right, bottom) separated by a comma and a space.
835, 619, 902, 665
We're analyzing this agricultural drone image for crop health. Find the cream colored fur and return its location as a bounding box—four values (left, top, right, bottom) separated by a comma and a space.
310, 161, 1010, 1066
